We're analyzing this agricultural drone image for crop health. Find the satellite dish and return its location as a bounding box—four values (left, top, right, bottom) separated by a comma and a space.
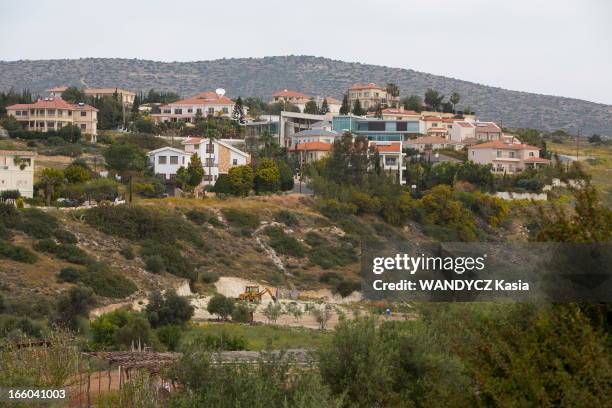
215, 88, 226, 97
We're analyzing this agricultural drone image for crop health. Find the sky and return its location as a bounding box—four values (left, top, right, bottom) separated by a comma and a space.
1, 0, 610, 105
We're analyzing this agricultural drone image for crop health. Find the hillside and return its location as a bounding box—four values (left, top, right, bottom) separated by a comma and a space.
1, 56, 611, 135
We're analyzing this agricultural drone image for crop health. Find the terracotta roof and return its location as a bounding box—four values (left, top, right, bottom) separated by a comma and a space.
349, 83, 384, 90
457, 121, 475, 128
273, 89, 308, 98
382, 108, 420, 116
0, 150, 37, 157
7, 98, 97, 111
469, 141, 539, 150
371, 142, 402, 153
427, 127, 448, 132
182, 137, 203, 145
166, 92, 234, 106
321, 96, 342, 105
523, 157, 550, 163
474, 122, 501, 133
291, 141, 332, 152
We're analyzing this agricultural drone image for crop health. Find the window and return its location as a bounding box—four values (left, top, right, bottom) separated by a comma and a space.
232, 159, 238, 165
15, 111, 21, 116
158, 156, 167, 164
174, 109, 182, 114
80, 124, 86, 130
206, 143, 214, 153
205, 158, 215, 166
80, 111, 86, 116
385, 157, 397, 166
163, 109, 171, 114
529, 151, 534, 157
68, 111, 72, 116
222, 107, 229, 114
509, 151, 515, 158
196, 108, 202, 114
497, 150, 502, 158
170, 156, 178, 164
208, 108, 214, 114
187, 108, 193, 113
57, 110, 63, 116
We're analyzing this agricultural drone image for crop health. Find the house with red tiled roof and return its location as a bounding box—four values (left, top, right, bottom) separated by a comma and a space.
271, 90, 310, 112
151, 90, 239, 124
468, 140, 550, 174
405, 136, 464, 152
6, 97, 99, 138
290, 141, 333, 164
347, 83, 398, 112
369, 141, 405, 184
380, 108, 421, 120
47, 87, 136, 105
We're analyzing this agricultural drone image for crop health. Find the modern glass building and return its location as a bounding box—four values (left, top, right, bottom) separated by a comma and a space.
332, 115, 423, 141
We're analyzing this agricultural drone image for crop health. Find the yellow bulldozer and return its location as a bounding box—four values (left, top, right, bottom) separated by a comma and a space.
239, 286, 277, 303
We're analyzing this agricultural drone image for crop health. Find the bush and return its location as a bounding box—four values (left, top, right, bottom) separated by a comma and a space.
54, 286, 96, 330
198, 331, 247, 351
316, 198, 357, 220
254, 159, 281, 193
212, 174, 232, 195
309, 244, 357, 269
185, 208, 217, 226
144, 255, 165, 273
53, 229, 77, 244
145, 290, 194, 328
305, 231, 327, 247
227, 165, 254, 196
79, 262, 137, 298
34, 239, 91, 265
334, 280, 360, 297
58, 267, 81, 283
13, 208, 58, 239
200, 271, 219, 284
140, 240, 195, 280
264, 226, 306, 257
273, 210, 299, 227
156, 325, 183, 351
276, 160, 294, 191
206, 294, 234, 320
120, 246, 135, 260
0, 241, 37, 263
319, 272, 342, 284
221, 208, 260, 230
231, 303, 253, 323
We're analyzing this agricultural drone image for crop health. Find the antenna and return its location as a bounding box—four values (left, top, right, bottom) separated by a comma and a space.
215, 88, 226, 97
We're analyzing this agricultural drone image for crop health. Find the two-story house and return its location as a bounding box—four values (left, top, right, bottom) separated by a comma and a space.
468, 140, 550, 174
347, 83, 399, 111
0, 150, 37, 198
271, 90, 310, 112
370, 141, 405, 185
182, 137, 250, 185
147, 147, 193, 180
151, 91, 238, 124
6, 98, 98, 137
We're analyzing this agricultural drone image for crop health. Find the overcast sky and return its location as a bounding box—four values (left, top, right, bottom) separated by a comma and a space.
1, 0, 610, 104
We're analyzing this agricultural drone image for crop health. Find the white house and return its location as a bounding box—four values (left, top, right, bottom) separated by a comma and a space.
147, 147, 193, 180
0, 150, 37, 198
290, 129, 340, 148
405, 136, 464, 152
370, 141, 405, 185
151, 91, 240, 124
183, 137, 250, 185
468, 140, 550, 174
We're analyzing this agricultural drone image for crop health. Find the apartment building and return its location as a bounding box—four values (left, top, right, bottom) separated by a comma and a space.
47, 87, 136, 105
6, 98, 98, 136
468, 140, 550, 174
271, 90, 310, 112
182, 137, 250, 185
0, 150, 36, 198
151, 91, 237, 124
347, 83, 398, 111
332, 115, 424, 142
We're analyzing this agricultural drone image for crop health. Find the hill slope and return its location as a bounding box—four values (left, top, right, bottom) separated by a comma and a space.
1, 56, 610, 135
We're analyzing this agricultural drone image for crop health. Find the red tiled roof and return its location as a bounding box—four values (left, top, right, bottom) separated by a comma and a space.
427, 127, 448, 132
273, 89, 308, 98
166, 92, 234, 106
291, 142, 332, 152
469, 141, 539, 150
371, 142, 402, 153
474, 122, 501, 133
322, 96, 342, 105
7, 98, 97, 111
182, 137, 203, 145
457, 121, 475, 128
349, 83, 384, 90
523, 157, 550, 163
0, 150, 37, 157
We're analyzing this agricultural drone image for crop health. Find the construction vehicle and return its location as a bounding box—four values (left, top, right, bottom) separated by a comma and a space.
239, 286, 277, 303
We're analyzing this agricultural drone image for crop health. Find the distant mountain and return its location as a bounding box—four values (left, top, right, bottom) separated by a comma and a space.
1, 56, 610, 135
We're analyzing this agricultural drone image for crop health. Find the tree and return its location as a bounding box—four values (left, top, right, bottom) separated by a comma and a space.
227, 165, 254, 196
374, 104, 383, 119
54, 286, 95, 331
450, 92, 460, 112
310, 305, 333, 330
254, 159, 281, 193
263, 302, 282, 324
303, 100, 319, 114
276, 160, 294, 191
588, 134, 602, 144
339, 94, 350, 115
63, 162, 92, 184
61, 87, 86, 103
177, 153, 204, 191
424, 88, 444, 111
207, 294, 235, 320
145, 289, 194, 328
385, 83, 400, 107
320, 98, 330, 114
39, 168, 65, 206
352, 99, 365, 116
232, 97, 246, 124
286, 303, 303, 322
103, 143, 147, 202
402, 95, 424, 112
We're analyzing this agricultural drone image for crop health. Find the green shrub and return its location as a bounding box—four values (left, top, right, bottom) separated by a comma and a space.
0, 203, 19, 228
0, 315, 45, 339
305, 232, 327, 247
13, 208, 58, 238
196, 331, 247, 351
34, 239, 91, 265
231, 303, 253, 323
58, 267, 81, 283
53, 229, 77, 244
79, 262, 137, 298
221, 208, 260, 230
319, 272, 342, 284
316, 198, 357, 220
309, 244, 357, 269
145, 290, 194, 328
0, 241, 37, 263
207, 294, 235, 320
140, 240, 195, 280
200, 271, 219, 284
273, 210, 299, 227
334, 280, 360, 297
185, 208, 217, 226
144, 255, 165, 273
264, 226, 306, 257
156, 325, 183, 351
120, 246, 135, 260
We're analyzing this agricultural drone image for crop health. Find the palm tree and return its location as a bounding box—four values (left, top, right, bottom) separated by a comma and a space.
39, 168, 65, 206
385, 83, 400, 108
450, 92, 460, 113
